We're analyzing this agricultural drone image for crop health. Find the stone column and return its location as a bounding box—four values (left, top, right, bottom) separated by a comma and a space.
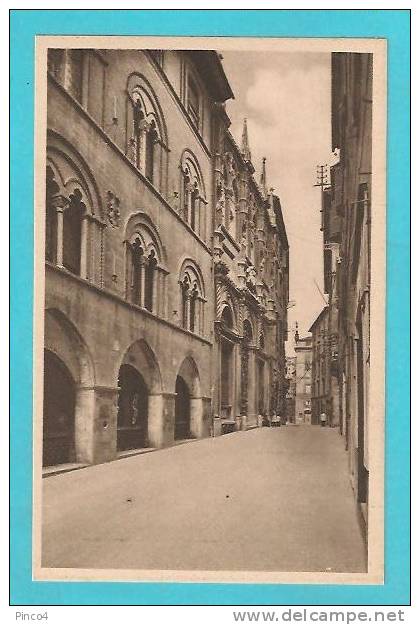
153, 139, 161, 189
162, 272, 168, 319
240, 343, 249, 429
190, 397, 203, 438
139, 258, 146, 307
147, 393, 164, 448
139, 124, 148, 172
200, 299, 205, 335
201, 396, 213, 438
200, 199, 207, 242
51, 194, 68, 268
80, 215, 88, 279
151, 266, 158, 314
56, 207, 64, 267
186, 190, 192, 226
155, 269, 162, 316
75, 385, 119, 465
247, 348, 257, 427
234, 342, 241, 426
148, 392, 177, 448
185, 292, 191, 330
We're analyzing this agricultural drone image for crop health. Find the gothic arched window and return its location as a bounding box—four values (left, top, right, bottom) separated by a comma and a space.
144, 249, 157, 312
125, 215, 167, 317
45, 138, 103, 283
45, 166, 59, 263
221, 305, 234, 330
62, 188, 86, 275
179, 261, 205, 335
180, 151, 206, 238
126, 76, 168, 192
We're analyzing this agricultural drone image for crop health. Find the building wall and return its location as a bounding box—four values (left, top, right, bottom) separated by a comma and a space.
44, 49, 224, 466
211, 120, 289, 432
310, 308, 329, 424
294, 336, 312, 424
43, 48, 289, 467
331, 52, 372, 524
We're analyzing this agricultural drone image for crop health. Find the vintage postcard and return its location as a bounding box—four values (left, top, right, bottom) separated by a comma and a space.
31, 34, 387, 586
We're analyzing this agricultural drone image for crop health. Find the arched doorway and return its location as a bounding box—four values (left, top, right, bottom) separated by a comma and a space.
175, 375, 191, 440
117, 364, 148, 451
43, 350, 76, 467
220, 305, 235, 419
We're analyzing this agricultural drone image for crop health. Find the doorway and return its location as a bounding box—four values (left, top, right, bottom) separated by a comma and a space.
220, 339, 233, 418
117, 364, 148, 451
43, 350, 76, 467
175, 375, 190, 440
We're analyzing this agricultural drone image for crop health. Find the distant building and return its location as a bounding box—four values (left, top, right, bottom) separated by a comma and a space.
294, 328, 312, 424
309, 307, 330, 424
285, 356, 296, 423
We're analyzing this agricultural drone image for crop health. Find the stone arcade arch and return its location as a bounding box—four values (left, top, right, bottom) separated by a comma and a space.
117, 364, 149, 451
43, 308, 96, 466
118, 339, 165, 449
174, 356, 203, 440
218, 304, 238, 421
43, 350, 76, 467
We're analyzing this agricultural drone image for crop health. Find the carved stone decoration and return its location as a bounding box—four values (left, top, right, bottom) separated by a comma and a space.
240, 222, 248, 250
223, 152, 236, 193
246, 264, 257, 293
240, 341, 249, 416
214, 260, 230, 276
106, 191, 121, 228
215, 181, 226, 222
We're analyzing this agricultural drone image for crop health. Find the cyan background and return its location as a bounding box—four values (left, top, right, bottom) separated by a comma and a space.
10, 9, 410, 605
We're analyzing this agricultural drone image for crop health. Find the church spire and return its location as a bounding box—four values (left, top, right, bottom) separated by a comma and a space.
260, 157, 267, 198
241, 118, 252, 162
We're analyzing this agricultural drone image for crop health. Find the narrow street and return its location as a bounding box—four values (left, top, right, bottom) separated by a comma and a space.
42, 425, 366, 573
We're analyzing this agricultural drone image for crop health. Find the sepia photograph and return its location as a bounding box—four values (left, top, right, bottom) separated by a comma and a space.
32, 35, 387, 584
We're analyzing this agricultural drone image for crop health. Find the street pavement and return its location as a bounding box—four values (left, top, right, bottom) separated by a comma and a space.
42, 425, 366, 572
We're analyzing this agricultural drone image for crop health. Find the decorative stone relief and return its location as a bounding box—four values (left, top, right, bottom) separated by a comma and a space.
106, 191, 121, 228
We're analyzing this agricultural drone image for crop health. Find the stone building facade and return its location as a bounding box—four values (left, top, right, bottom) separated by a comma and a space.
330, 52, 372, 525
42, 48, 289, 467
211, 116, 289, 434
285, 356, 297, 423
309, 306, 330, 424
294, 330, 312, 425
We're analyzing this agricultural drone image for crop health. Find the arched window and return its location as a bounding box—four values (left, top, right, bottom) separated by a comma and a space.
126, 75, 168, 192
46, 166, 59, 263
144, 249, 157, 312
62, 188, 86, 275
221, 305, 234, 330
179, 261, 205, 335
125, 215, 167, 317
180, 151, 206, 237
45, 136, 103, 282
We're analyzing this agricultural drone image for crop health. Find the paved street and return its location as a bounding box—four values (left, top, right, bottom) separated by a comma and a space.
42, 425, 366, 572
